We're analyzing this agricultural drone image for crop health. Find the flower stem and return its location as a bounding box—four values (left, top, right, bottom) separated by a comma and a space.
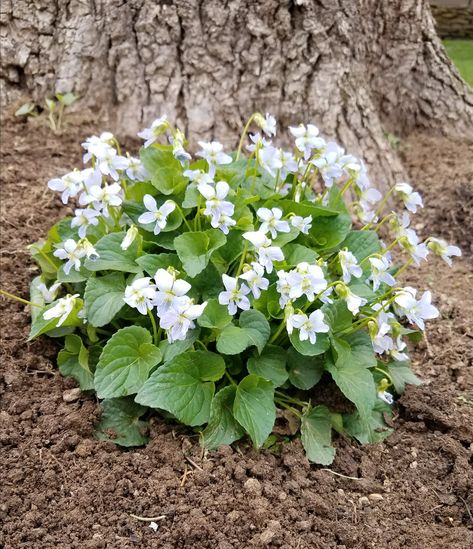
236, 113, 258, 160
363, 185, 396, 231
0, 289, 44, 308
175, 204, 193, 231
29, 244, 60, 271
394, 257, 414, 278
235, 241, 248, 277
275, 390, 309, 408
269, 318, 287, 344
148, 309, 159, 346
225, 370, 237, 386
274, 398, 302, 418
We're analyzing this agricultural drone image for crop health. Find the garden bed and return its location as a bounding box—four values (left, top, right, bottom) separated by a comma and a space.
1, 118, 472, 548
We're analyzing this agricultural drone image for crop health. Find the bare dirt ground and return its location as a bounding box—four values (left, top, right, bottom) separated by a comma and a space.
1, 118, 472, 548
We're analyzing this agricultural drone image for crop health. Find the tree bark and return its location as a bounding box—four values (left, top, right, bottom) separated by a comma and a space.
1, 0, 472, 184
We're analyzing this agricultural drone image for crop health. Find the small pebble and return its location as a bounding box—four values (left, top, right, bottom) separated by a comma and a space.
368, 493, 384, 502
410, 461, 418, 469
358, 496, 370, 507
244, 478, 262, 496
62, 388, 81, 403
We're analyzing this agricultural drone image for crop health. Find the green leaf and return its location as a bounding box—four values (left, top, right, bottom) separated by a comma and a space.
15, 102, 36, 117
29, 239, 60, 275
216, 325, 248, 355
301, 405, 336, 465
311, 213, 352, 250
340, 230, 381, 263
84, 232, 141, 273
277, 199, 339, 218
247, 345, 288, 387
190, 263, 223, 300
197, 298, 232, 330
56, 92, 77, 106
239, 309, 271, 354
94, 326, 162, 399
135, 351, 225, 426
387, 361, 422, 394
289, 331, 330, 357
233, 374, 276, 448
287, 348, 324, 390
344, 401, 393, 444
174, 229, 226, 277
216, 309, 271, 355
28, 297, 83, 340
140, 145, 187, 195
321, 300, 352, 332
182, 185, 201, 208
325, 354, 376, 425
84, 272, 126, 327
29, 276, 46, 322
331, 331, 377, 369
201, 386, 245, 449
57, 264, 91, 283
96, 397, 149, 447
158, 328, 200, 363
136, 253, 182, 276
57, 334, 95, 391
284, 243, 318, 266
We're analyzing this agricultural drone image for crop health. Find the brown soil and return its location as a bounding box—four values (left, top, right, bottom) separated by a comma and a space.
1, 119, 472, 549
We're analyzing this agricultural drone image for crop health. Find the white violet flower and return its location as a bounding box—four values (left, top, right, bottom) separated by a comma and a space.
153, 268, 191, 316
36, 281, 62, 303
120, 225, 139, 250
368, 256, 396, 291
394, 182, 423, 213
137, 115, 168, 148
427, 237, 461, 267
138, 195, 176, 235
257, 207, 290, 238
159, 300, 207, 343
291, 215, 312, 234
71, 208, 101, 238
339, 250, 362, 284
43, 294, 80, 326
243, 231, 284, 273
123, 278, 157, 315
239, 263, 269, 299
218, 274, 251, 315
286, 310, 329, 344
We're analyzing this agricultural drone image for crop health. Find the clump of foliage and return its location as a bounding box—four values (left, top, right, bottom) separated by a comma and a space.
15, 92, 78, 132
20, 113, 462, 463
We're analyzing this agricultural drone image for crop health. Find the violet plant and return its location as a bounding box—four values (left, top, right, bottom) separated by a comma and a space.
6, 113, 462, 463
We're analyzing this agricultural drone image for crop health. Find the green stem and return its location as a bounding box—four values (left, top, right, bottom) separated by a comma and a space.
275, 399, 302, 418
148, 309, 159, 346
0, 289, 44, 308
175, 204, 193, 231
236, 114, 258, 160
366, 211, 395, 233
269, 318, 287, 344
195, 339, 207, 351
275, 390, 309, 408
374, 366, 394, 385
235, 241, 249, 277
394, 257, 414, 278
57, 103, 65, 131
29, 244, 60, 271
225, 370, 237, 386
363, 185, 396, 231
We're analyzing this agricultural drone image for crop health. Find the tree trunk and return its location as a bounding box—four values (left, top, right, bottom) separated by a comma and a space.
1, 0, 472, 185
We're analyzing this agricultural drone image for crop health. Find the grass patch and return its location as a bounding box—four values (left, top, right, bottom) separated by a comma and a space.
443, 39, 473, 88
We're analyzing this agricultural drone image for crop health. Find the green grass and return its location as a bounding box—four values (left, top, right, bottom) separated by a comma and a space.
443, 39, 473, 88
